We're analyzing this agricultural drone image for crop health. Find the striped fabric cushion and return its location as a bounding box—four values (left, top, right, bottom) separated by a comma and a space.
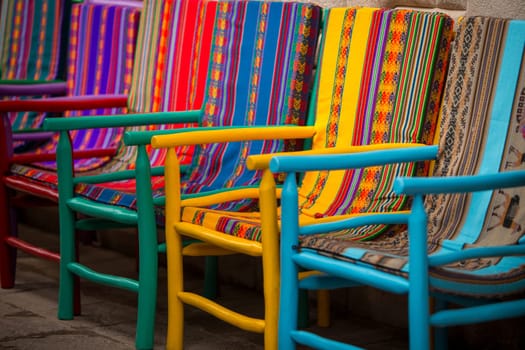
299, 18, 525, 297
47, 1, 321, 217
1, 0, 66, 146
181, 8, 454, 241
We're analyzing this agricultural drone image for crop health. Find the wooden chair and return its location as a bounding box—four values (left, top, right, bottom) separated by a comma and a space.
0, 0, 140, 292
1, 1, 217, 348
45, 1, 322, 349
152, 7, 454, 350
274, 16, 525, 349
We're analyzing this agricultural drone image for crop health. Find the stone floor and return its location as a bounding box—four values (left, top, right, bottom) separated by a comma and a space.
0, 223, 409, 349
2, 222, 524, 349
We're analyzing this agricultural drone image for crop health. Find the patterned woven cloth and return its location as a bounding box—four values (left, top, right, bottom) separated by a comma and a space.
9, 0, 213, 189
299, 17, 525, 297
1, 0, 66, 146
73, 0, 321, 215
180, 8, 454, 241
34, 2, 141, 171
10, 1, 321, 217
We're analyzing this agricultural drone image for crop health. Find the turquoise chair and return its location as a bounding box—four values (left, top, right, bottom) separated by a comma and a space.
274, 17, 525, 349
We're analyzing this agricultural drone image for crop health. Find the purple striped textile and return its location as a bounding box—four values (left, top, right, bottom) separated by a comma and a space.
1, 0, 66, 150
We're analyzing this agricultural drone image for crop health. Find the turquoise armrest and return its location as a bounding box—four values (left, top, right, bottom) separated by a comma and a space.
394, 169, 525, 195
269, 145, 439, 173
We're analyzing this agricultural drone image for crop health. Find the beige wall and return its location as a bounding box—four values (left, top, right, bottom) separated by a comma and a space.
293, 0, 525, 19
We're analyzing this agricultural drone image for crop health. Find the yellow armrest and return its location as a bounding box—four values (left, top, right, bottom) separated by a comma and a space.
151, 126, 316, 148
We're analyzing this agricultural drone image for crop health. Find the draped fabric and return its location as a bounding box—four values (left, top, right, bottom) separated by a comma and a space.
181, 8, 454, 241
179, 1, 320, 208
14, 1, 321, 215
300, 18, 525, 297
9, 0, 215, 188
1, 0, 65, 143
30, 3, 141, 171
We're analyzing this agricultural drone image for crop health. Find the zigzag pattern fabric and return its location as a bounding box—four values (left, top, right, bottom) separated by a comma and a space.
180, 8, 453, 241
56, 1, 321, 214
300, 18, 525, 297
1, 0, 65, 141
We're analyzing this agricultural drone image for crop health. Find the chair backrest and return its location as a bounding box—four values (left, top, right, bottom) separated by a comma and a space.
83, 0, 217, 172
0, 0, 66, 81
296, 8, 453, 239
32, 1, 141, 171
179, 1, 321, 201
1, 0, 70, 137
423, 17, 525, 261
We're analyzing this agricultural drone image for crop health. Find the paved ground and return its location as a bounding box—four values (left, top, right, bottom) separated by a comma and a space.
0, 224, 409, 349
2, 223, 524, 349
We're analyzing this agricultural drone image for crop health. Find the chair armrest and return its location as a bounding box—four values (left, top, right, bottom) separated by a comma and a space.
44, 109, 202, 131
0, 94, 128, 113
150, 126, 317, 148
0, 81, 67, 96
269, 145, 439, 173
247, 143, 431, 170
394, 170, 525, 195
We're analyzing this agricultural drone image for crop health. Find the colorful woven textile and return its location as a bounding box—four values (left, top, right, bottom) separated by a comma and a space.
10, 0, 214, 184
299, 18, 525, 297
0, 0, 64, 82
127, 0, 216, 166
30, 2, 141, 171
36, 0, 320, 215
180, 8, 454, 241
1, 0, 66, 138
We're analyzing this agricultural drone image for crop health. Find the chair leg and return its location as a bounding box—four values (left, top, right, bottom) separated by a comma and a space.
135, 225, 158, 350
0, 195, 16, 288
278, 250, 299, 350
316, 289, 330, 327
203, 255, 218, 299
297, 289, 310, 328
58, 205, 76, 320
433, 298, 448, 350
166, 227, 185, 350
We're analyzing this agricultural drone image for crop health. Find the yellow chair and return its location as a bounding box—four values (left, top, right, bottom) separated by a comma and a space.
153, 7, 454, 350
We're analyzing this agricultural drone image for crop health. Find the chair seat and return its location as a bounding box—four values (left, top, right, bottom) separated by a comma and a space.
299, 229, 525, 297
181, 207, 266, 241
8, 164, 164, 210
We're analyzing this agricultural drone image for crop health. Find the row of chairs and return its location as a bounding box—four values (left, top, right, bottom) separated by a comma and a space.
1, 1, 525, 349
